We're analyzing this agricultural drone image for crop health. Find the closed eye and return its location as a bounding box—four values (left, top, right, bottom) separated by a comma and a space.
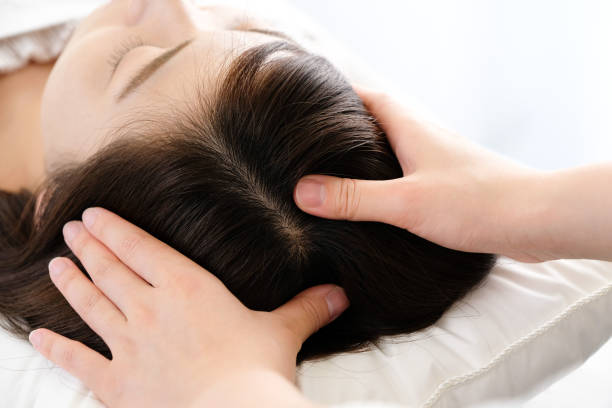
107, 36, 146, 75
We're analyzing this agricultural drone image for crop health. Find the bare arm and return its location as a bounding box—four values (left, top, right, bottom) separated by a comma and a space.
294, 86, 612, 262
528, 164, 612, 261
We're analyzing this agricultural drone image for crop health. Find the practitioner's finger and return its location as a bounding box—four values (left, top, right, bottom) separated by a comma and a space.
63, 221, 151, 312
294, 176, 409, 224
48, 257, 126, 341
353, 85, 414, 141
353, 85, 427, 170
29, 328, 111, 398
81, 208, 217, 289
272, 284, 349, 345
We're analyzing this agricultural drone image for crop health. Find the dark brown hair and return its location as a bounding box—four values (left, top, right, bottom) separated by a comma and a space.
0, 42, 495, 362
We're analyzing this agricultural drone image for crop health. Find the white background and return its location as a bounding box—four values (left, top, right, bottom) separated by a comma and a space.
288, 0, 612, 171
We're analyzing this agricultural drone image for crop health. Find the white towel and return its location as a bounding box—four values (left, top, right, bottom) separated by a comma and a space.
0, 0, 106, 72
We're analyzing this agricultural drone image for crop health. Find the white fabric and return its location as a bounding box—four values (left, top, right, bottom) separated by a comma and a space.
298, 258, 612, 407
0, 0, 105, 72
524, 336, 612, 407
0, 24, 75, 73
0, 329, 101, 407
0, 0, 104, 38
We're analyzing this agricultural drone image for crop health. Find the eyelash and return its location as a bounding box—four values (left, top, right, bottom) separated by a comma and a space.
107, 36, 145, 72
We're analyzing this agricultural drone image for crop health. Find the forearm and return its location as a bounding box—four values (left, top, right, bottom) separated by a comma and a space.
293, 87, 612, 262
519, 163, 612, 262
194, 370, 322, 408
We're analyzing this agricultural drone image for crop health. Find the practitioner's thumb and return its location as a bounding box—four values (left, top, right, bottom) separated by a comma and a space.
294, 175, 405, 224
273, 285, 349, 344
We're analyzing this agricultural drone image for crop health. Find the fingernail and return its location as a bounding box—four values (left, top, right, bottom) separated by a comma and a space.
82, 208, 100, 229
29, 330, 42, 348
63, 221, 82, 244
49, 258, 68, 279
296, 179, 326, 208
326, 287, 349, 322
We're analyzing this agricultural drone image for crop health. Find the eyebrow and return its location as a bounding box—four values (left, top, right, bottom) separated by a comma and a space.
117, 39, 193, 101
116, 30, 292, 101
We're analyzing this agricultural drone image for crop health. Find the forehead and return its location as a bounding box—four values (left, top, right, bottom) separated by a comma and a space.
103, 30, 286, 134
107, 30, 283, 110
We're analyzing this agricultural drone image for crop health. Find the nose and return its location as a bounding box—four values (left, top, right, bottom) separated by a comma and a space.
135, 0, 200, 44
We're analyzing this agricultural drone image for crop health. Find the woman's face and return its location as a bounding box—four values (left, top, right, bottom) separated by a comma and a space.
41, 0, 285, 171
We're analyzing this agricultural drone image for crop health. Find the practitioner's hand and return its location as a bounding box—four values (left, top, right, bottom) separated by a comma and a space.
294, 86, 549, 262
28, 208, 348, 408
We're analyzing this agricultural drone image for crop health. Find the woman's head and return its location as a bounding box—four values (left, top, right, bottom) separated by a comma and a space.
41, 0, 292, 171
2, 1, 495, 362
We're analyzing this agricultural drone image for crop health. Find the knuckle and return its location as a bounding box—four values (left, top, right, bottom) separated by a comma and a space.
118, 233, 143, 261
60, 343, 75, 366
117, 334, 137, 356
131, 304, 156, 326
98, 305, 120, 328
171, 272, 200, 298
81, 291, 102, 320
47, 337, 72, 367
298, 297, 325, 331
335, 178, 361, 220
273, 321, 302, 352
91, 257, 113, 281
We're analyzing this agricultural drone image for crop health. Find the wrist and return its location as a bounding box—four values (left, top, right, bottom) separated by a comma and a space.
499, 169, 559, 262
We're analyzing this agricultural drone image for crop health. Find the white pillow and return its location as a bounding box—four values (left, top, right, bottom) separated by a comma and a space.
1, 258, 610, 407
0, 327, 101, 407
297, 258, 612, 407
